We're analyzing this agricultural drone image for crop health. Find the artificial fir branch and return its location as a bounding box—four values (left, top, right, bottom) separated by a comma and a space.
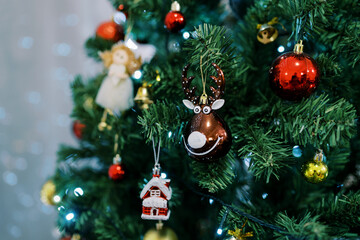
183, 183, 301, 240
141, 59, 186, 101
275, 0, 334, 41
317, 191, 360, 234
184, 24, 239, 81
324, 147, 351, 179
56, 145, 96, 164
235, 125, 293, 183
190, 152, 236, 193
315, 54, 354, 100
270, 94, 357, 148
71, 75, 104, 106
274, 212, 329, 240
85, 37, 114, 61
317, 12, 360, 66
137, 100, 189, 146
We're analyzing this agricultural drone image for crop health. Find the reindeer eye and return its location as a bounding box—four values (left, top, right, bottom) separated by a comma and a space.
194, 106, 201, 114
203, 106, 211, 114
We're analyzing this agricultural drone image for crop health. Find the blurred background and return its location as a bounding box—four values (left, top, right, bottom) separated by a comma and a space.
0, 0, 114, 239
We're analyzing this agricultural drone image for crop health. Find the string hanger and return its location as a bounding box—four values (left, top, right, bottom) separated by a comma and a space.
199, 55, 208, 105
113, 133, 122, 164
152, 137, 162, 176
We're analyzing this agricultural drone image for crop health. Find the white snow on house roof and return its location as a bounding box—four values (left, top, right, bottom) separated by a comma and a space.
143, 196, 167, 208
140, 177, 172, 200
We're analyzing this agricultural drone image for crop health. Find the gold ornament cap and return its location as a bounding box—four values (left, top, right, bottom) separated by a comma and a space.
156, 221, 163, 230
293, 40, 304, 54
199, 93, 208, 105
171, 1, 181, 11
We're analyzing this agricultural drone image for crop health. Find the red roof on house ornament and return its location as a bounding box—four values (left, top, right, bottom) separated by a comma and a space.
140, 177, 172, 200
140, 176, 172, 221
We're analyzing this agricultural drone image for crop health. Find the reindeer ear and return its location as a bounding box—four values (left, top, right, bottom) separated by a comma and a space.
182, 100, 195, 110
211, 99, 225, 110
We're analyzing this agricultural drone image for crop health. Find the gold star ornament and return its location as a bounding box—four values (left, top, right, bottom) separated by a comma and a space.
227, 220, 254, 240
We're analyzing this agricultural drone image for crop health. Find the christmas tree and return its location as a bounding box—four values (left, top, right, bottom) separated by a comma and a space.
42, 0, 360, 239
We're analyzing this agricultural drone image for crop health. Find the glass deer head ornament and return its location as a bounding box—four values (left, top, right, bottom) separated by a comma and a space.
181, 63, 232, 162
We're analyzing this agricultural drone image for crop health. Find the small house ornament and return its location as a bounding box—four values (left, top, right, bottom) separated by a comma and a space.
140, 138, 172, 221
140, 164, 172, 220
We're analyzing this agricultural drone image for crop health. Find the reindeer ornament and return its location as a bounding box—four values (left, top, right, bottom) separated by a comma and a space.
181, 63, 232, 162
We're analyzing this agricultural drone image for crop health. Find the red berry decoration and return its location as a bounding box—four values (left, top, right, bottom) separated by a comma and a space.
164, 1, 186, 33
108, 154, 125, 181
96, 21, 124, 42
72, 120, 85, 139
269, 40, 320, 101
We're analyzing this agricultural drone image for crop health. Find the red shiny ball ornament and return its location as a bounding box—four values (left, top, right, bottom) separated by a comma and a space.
165, 11, 186, 33
108, 164, 125, 181
72, 121, 85, 139
269, 51, 320, 101
96, 21, 124, 42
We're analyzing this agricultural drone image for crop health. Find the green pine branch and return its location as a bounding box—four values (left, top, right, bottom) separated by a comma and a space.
274, 212, 329, 240
95, 217, 122, 240
325, 147, 351, 179
137, 100, 189, 146
270, 94, 357, 148
56, 145, 96, 164
190, 152, 236, 193
275, 0, 334, 41
318, 191, 360, 235
85, 37, 115, 61
184, 24, 239, 82
315, 53, 354, 99
235, 125, 293, 183
141, 58, 186, 102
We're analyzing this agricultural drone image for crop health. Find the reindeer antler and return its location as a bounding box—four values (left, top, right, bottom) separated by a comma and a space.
182, 64, 199, 104
208, 63, 225, 104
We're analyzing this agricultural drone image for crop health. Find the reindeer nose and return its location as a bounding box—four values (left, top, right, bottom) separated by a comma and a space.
187, 131, 207, 149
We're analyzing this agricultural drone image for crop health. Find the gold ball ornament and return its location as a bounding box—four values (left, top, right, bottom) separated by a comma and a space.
143, 227, 178, 240
257, 24, 278, 44
302, 150, 328, 183
71, 234, 81, 240
40, 180, 56, 205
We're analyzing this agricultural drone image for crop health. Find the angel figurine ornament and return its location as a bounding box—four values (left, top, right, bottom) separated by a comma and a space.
96, 44, 141, 130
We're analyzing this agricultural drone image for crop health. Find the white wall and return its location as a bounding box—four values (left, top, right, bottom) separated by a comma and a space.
0, 0, 113, 239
